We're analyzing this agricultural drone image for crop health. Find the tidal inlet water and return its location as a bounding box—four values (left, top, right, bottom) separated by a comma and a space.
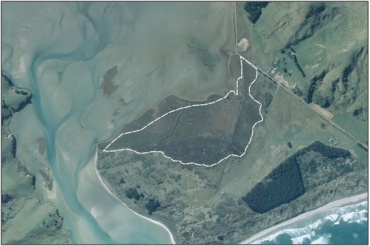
2, 2, 235, 244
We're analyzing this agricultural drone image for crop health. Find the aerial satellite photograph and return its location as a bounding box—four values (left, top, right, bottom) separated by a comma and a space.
1, 1, 368, 244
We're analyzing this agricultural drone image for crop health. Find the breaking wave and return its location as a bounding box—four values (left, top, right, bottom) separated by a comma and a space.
253, 201, 368, 244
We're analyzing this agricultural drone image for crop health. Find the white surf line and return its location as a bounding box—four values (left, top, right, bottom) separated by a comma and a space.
103, 56, 263, 167
240, 192, 368, 244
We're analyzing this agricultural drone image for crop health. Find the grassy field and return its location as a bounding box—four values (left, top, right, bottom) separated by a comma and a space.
97, 72, 367, 244
96, 2, 367, 244
236, 2, 368, 126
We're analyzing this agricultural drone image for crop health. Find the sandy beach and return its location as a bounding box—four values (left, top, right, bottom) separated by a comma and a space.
240, 192, 368, 244
93, 150, 177, 244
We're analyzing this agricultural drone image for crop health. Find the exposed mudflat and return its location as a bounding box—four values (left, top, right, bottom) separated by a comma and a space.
1, 74, 70, 244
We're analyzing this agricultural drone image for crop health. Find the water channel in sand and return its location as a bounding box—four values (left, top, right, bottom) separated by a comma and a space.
3, 2, 235, 243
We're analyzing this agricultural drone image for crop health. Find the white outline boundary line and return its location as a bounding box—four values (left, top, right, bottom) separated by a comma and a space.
103, 56, 264, 168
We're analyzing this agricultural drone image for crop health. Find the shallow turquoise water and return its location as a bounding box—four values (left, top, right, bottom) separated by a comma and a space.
2, 2, 235, 243
2, 2, 368, 245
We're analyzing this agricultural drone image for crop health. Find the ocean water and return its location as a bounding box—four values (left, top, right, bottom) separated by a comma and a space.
253, 201, 368, 245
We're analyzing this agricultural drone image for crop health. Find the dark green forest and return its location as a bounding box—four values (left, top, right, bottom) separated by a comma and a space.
243, 141, 352, 213
243, 2, 269, 24
243, 155, 305, 213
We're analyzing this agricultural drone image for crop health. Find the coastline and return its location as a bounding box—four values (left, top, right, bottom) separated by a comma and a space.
93, 149, 177, 244
240, 192, 368, 244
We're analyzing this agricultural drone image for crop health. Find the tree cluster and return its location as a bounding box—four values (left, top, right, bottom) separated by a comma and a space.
125, 187, 142, 200
243, 156, 305, 213
2, 194, 12, 204
243, 2, 269, 24
145, 198, 160, 215
243, 141, 352, 213
299, 141, 351, 158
